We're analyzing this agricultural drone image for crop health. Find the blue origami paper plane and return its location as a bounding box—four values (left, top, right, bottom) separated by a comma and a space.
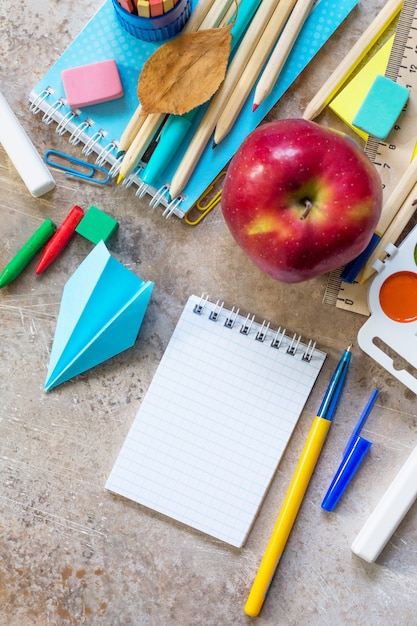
45, 240, 154, 391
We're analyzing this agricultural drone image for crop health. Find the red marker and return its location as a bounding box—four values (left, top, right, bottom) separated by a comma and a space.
35, 205, 85, 274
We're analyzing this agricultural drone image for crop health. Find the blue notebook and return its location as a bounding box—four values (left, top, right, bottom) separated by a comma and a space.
29, 0, 358, 219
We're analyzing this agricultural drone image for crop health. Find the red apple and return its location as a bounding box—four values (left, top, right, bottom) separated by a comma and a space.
221, 118, 382, 283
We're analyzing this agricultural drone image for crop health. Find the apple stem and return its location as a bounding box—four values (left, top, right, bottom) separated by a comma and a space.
300, 199, 313, 220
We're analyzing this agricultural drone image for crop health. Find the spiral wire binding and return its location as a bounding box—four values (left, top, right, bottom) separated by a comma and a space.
302, 340, 317, 362
42, 98, 65, 124
224, 307, 239, 329
162, 195, 183, 219
271, 327, 286, 349
192, 295, 319, 362
29, 90, 216, 219
122, 166, 144, 189
29, 87, 53, 114
56, 109, 78, 135
255, 321, 270, 342
240, 313, 255, 336
96, 141, 119, 167
287, 333, 301, 355
209, 301, 224, 321
82, 129, 107, 155
69, 118, 93, 145
193, 294, 209, 315
136, 180, 150, 198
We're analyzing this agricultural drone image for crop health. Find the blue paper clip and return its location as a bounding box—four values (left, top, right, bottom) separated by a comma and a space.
44, 149, 110, 185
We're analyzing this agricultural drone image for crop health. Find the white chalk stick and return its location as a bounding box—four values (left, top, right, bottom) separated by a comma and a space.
351, 445, 417, 562
0, 91, 55, 197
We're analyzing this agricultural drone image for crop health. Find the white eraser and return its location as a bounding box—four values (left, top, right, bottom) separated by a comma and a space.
0, 91, 55, 197
351, 445, 417, 562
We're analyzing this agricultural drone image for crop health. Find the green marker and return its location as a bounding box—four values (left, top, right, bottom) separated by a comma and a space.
0, 218, 57, 288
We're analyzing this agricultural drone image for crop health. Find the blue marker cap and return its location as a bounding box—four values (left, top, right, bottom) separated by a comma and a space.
340, 232, 381, 283
321, 388, 378, 511
321, 436, 372, 512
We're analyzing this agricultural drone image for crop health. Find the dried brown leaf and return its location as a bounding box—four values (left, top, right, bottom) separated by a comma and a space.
137, 26, 232, 115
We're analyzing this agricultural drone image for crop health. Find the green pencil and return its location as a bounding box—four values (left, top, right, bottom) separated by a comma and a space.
0, 218, 57, 288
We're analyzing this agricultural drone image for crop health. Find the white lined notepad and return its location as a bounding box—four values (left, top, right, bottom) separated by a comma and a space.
106, 295, 326, 547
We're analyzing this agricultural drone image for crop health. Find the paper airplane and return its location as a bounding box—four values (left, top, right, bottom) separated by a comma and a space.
45, 240, 154, 391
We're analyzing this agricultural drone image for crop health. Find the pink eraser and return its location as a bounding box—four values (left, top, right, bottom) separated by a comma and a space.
61, 59, 124, 109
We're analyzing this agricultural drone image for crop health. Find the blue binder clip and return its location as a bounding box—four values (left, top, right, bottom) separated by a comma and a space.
44, 149, 110, 185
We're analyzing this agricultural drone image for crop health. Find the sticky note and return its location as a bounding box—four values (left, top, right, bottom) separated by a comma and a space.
352, 74, 410, 140
329, 36, 394, 140
75, 205, 119, 244
61, 59, 124, 109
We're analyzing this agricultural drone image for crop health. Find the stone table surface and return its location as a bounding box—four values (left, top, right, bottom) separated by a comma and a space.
1, 1, 417, 624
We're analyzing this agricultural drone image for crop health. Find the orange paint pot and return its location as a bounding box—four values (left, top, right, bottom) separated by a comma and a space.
379, 271, 417, 323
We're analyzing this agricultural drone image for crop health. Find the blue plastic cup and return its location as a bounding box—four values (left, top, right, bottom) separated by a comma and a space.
112, 0, 192, 42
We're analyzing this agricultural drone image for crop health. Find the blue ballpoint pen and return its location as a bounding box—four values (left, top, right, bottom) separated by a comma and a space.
141, 0, 263, 188
317, 344, 352, 420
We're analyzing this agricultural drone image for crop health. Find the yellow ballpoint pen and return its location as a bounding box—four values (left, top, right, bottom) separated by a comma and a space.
244, 345, 352, 617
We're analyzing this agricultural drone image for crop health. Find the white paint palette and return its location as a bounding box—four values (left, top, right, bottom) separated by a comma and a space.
358, 224, 417, 394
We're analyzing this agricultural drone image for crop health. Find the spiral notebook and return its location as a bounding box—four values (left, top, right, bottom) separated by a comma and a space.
28, 0, 358, 219
105, 295, 326, 547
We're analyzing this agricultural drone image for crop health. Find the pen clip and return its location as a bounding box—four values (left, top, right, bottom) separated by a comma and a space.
44, 149, 111, 185
344, 388, 379, 456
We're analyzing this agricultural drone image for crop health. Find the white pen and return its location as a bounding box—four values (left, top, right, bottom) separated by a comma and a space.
0, 90, 55, 197
351, 444, 417, 562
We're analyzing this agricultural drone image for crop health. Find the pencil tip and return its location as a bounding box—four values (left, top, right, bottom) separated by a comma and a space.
252, 103, 259, 113
117, 173, 124, 185
212, 139, 217, 149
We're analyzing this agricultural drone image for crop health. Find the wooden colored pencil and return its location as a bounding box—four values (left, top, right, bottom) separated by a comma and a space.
180, 0, 218, 34
252, 0, 315, 111
360, 182, 417, 283
198, 0, 235, 31
303, 0, 402, 120
117, 113, 166, 183
169, 0, 280, 199
360, 157, 417, 282
117, 104, 148, 155
213, 0, 297, 147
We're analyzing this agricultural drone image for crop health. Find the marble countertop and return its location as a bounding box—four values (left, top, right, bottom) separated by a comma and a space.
1, 1, 417, 624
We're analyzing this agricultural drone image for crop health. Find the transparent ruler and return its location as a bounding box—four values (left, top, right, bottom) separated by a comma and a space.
324, 0, 417, 315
